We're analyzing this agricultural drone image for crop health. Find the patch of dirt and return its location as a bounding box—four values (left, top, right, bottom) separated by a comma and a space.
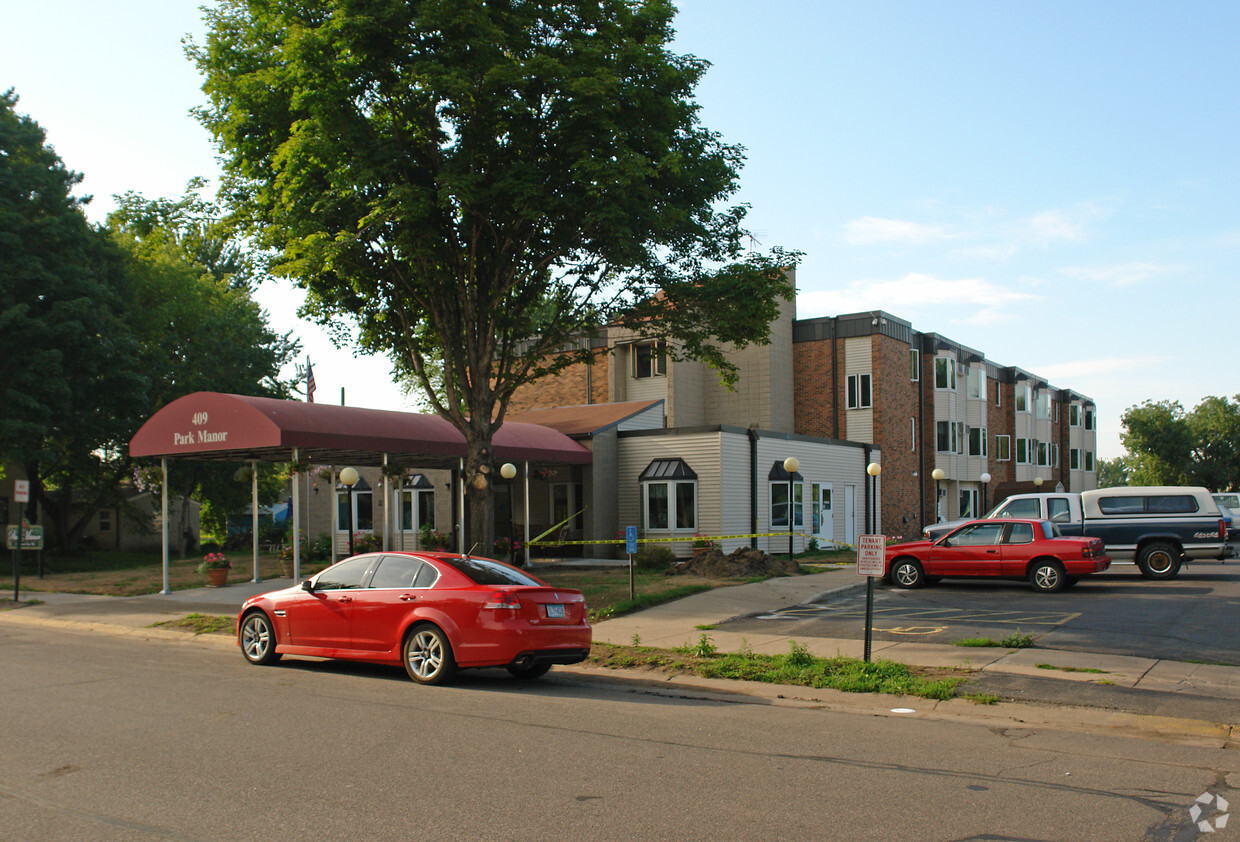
668, 546, 801, 578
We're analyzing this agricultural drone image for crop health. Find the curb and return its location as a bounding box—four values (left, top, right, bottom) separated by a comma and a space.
559, 665, 1240, 750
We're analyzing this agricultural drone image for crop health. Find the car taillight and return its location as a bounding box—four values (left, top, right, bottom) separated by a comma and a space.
1220, 519, 1228, 540
484, 591, 522, 609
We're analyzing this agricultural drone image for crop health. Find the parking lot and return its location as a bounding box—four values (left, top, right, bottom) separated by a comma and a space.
721, 562, 1240, 665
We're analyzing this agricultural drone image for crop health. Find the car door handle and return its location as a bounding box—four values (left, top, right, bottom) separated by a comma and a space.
338, 596, 353, 603
399, 594, 417, 601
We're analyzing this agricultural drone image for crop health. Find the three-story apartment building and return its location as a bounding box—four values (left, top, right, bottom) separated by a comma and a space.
507, 285, 1097, 548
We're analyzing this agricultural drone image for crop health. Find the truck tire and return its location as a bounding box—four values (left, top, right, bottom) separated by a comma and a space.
1137, 542, 1181, 580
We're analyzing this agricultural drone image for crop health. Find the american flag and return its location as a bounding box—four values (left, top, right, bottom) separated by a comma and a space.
306, 361, 316, 403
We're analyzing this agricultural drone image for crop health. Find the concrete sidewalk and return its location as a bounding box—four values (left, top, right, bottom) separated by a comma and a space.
4, 565, 1240, 704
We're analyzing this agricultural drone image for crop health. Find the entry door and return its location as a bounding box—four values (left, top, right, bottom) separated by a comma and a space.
813, 483, 834, 544
843, 484, 857, 546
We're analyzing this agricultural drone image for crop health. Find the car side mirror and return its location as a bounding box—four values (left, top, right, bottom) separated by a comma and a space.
301, 579, 315, 592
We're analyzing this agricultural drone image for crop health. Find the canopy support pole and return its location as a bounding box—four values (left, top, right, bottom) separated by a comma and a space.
458, 458, 466, 554
251, 460, 260, 583
383, 454, 391, 551
523, 462, 531, 567
160, 457, 170, 595
291, 447, 301, 581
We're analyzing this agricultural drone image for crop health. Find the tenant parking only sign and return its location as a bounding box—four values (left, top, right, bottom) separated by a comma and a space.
857, 534, 886, 576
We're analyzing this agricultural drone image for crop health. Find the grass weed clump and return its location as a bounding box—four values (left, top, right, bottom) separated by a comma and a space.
590, 640, 964, 700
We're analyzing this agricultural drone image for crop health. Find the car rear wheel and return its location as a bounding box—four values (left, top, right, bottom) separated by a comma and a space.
239, 611, 282, 665
402, 625, 458, 685
1029, 560, 1066, 593
890, 558, 925, 589
506, 661, 552, 680
1137, 542, 1181, 580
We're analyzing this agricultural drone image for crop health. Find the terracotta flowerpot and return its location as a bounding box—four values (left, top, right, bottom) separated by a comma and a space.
207, 567, 229, 587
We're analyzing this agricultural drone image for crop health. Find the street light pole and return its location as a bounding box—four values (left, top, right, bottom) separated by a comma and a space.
500, 463, 517, 565
931, 468, 945, 523
864, 462, 882, 663
340, 467, 359, 557
980, 471, 992, 517
784, 456, 800, 563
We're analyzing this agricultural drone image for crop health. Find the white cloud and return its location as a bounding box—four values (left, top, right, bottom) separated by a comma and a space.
1058, 262, 1177, 287
842, 216, 955, 246
798, 272, 1039, 324
1026, 209, 1090, 244
844, 202, 1111, 259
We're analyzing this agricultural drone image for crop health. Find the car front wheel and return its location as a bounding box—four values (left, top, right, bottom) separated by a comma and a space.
1030, 560, 1067, 593
239, 611, 282, 665
1137, 542, 1181, 580
890, 558, 925, 589
402, 625, 458, 685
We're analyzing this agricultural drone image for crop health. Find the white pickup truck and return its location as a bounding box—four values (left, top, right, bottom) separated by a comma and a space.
924, 486, 1233, 579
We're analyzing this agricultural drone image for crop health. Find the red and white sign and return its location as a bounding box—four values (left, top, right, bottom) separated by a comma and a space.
857, 534, 886, 576
13, 480, 29, 503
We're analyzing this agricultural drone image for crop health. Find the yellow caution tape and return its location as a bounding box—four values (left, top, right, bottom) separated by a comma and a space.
528, 531, 817, 547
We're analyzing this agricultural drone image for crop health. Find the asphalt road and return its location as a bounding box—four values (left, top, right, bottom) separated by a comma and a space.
2, 623, 1236, 840
723, 562, 1240, 666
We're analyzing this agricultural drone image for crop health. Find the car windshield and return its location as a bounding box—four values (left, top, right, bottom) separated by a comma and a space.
439, 556, 544, 586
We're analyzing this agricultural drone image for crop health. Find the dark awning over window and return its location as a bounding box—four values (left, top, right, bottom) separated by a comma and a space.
767, 462, 804, 482
639, 458, 697, 481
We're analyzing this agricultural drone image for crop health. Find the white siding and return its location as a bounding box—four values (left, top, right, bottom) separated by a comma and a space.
843, 336, 874, 443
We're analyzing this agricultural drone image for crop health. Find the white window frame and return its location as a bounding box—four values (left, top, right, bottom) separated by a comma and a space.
995, 435, 1011, 461
632, 341, 666, 379
966, 367, 984, 399
642, 479, 697, 532
935, 357, 957, 390
399, 488, 436, 532
1070, 448, 1081, 470
910, 349, 920, 381
846, 373, 872, 409
770, 480, 804, 529
968, 426, 988, 457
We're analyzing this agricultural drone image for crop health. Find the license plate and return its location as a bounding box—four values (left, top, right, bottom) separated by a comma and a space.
546, 603, 566, 618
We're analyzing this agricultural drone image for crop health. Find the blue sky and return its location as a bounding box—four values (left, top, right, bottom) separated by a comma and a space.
6, 1, 1239, 460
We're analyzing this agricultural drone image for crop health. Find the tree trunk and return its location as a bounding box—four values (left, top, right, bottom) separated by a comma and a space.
461, 426, 496, 559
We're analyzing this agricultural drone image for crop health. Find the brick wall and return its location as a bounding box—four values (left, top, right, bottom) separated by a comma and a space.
506, 349, 610, 414
872, 334, 923, 541
793, 338, 839, 439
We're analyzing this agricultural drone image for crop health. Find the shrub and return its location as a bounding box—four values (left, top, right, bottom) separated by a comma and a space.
634, 546, 677, 571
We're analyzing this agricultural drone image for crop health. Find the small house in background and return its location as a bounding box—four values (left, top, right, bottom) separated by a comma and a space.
82, 490, 201, 554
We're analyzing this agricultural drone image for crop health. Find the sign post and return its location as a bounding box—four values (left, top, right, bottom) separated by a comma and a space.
625, 526, 638, 600
857, 534, 886, 662
11, 480, 31, 603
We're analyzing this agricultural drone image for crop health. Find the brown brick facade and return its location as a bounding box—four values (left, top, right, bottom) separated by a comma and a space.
506, 349, 610, 415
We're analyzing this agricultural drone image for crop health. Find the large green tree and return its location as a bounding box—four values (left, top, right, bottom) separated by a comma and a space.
1, 90, 299, 551
0, 89, 148, 549
108, 185, 300, 552
1119, 396, 1240, 490
191, 0, 799, 549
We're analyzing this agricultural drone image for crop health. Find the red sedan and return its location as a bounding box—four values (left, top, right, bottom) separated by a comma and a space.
237, 552, 591, 684
885, 519, 1110, 592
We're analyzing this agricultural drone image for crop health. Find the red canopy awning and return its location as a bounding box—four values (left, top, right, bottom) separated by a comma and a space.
129, 392, 592, 466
